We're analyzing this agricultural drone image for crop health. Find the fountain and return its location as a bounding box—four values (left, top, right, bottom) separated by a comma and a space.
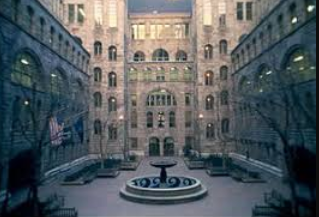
120, 159, 208, 204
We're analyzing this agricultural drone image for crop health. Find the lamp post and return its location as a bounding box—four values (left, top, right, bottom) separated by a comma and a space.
198, 114, 204, 157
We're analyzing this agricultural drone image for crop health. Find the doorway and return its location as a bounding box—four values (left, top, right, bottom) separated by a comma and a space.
149, 137, 160, 156
164, 137, 175, 156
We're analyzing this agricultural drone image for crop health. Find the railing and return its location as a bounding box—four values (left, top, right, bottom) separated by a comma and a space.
48, 208, 78, 217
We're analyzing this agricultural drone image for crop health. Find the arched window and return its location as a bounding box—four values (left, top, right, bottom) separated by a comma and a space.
221, 91, 229, 105
170, 67, 179, 81
277, 14, 285, 38
220, 66, 228, 81
184, 67, 193, 81
146, 89, 177, 107
50, 27, 55, 47
153, 49, 169, 62
134, 51, 145, 62
256, 65, 273, 93
94, 120, 102, 135
108, 46, 117, 61
205, 71, 214, 86
206, 95, 214, 110
58, 34, 63, 54
12, 0, 21, 22
284, 48, 316, 83
289, 3, 298, 29
94, 92, 102, 108
176, 50, 188, 62
94, 68, 102, 82
169, 111, 176, 128
267, 24, 273, 45
94, 41, 103, 56
11, 52, 41, 89
108, 72, 117, 87
204, 44, 213, 60
39, 18, 46, 41
220, 40, 228, 55
207, 124, 215, 139
222, 119, 230, 134
147, 112, 154, 128
108, 97, 117, 112
108, 124, 117, 140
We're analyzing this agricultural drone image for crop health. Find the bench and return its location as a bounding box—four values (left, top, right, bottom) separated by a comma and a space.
252, 206, 281, 217
48, 208, 78, 217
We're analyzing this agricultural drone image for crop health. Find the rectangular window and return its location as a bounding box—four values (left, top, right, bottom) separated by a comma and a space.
150, 25, 157, 39
219, 1, 227, 26
131, 138, 138, 150
185, 94, 192, 106
131, 95, 137, 107
203, 0, 212, 26
94, 0, 103, 26
68, 4, 75, 23
237, 2, 244, 21
77, 4, 85, 23
185, 111, 192, 128
109, 0, 117, 28
132, 24, 146, 40
246, 2, 253, 21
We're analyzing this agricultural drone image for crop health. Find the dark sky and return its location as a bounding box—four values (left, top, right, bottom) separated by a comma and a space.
128, 0, 192, 13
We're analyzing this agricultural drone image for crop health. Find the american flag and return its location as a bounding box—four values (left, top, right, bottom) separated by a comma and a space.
50, 116, 64, 146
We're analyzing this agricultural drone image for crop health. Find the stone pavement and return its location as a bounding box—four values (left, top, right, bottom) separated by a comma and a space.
40, 158, 287, 217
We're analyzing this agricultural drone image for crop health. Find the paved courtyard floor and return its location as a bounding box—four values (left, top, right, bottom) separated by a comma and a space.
41, 158, 286, 217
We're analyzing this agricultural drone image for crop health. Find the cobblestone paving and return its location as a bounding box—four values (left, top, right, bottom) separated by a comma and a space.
41, 158, 288, 217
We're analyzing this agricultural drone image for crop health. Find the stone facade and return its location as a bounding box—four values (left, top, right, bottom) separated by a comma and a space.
0, 0, 90, 201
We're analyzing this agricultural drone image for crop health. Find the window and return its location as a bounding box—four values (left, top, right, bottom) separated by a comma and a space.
305, 0, 316, 18
153, 49, 169, 62
206, 95, 214, 110
267, 24, 273, 45
131, 95, 137, 107
219, 1, 227, 27
134, 51, 145, 62
207, 124, 215, 139
184, 67, 193, 81
259, 32, 264, 51
94, 0, 103, 26
108, 46, 117, 61
108, 97, 117, 112
156, 68, 166, 82
77, 4, 85, 23
176, 50, 188, 62
50, 27, 55, 47
220, 66, 228, 81
277, 15, 285, 38
108, 125, 117, 140
39, 18, 46, 41
131, 111, 138, 128
290, 3, 299, 29
237, 2, 244, 21
94, 68, 102, 82
58, 34, 63, 54
51, 70, 67, 96
185, 94, 192, 106
131, 138, 138, 150
221, 91, 229, 105
94, 120, 102, 135
108, 72, 117, 87
94, 92, 102, 108
132, 24, 146, 40
143, 68, 153, 81
185, 111, 192, 128
93, 42, 102, 56
169, 112, 176, 128
252, 38, 257, 57
109, 0, 117, 28
256, 65, 273, 93
239, 76, 252, 93
27, 6, 34, 33
285, 48, 316, 83
205, 71, 214, 86
147, 112, 154, 128
130, 68, 138, 81
246, 2, 253, 21
12, 0, 20, 22
11, 52, 41, 89
68, 4, 75, 23
246, 44, 251, 61
222, 119, 230, 134
203, 0, 213, 26
220, 40, 228, 55
204, 45, 213, 60
170, 67, 179, 81
146, 90, 177, 107
174, 24, 190, 39
158, 112, 165, 128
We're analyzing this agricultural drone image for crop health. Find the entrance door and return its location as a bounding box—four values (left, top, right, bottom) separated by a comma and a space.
149, 137, 160, 156
164, 137, 175, 156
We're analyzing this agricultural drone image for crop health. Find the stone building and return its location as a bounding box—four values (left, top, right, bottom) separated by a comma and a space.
0, 0, 90, 207
62, 0, 260, 158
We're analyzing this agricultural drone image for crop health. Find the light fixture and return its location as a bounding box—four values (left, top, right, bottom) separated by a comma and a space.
199, 114, 204, 119
294, 56, 304, 62
24, 100, 30, 106
21, 59, 29, 65
308, 5, 316, 13
119, 115, 124, 121
51, 73, 57, 77
310, 66, 316, 70
79, 8, 86, 17
266, 71, 273, 75
291, 17, 298, 24
299, 67, 305, 71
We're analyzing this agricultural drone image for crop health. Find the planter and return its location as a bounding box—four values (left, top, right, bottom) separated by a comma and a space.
120, 160, 141, 171
184, 159, 205, 170
206, 167, 229, 177
96, 169, 120, 178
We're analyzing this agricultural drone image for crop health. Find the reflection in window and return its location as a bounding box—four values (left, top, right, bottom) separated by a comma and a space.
94, 92, 102, 108
203, 0, 212, 26
170, 67, 179, 81
108, 46, 117, 61
220, 66, 228, 81
207, 124, 215, 139
108, 72, 117, 87
204, 45, 213, 60
205, 71, 214, 86
134, 51, 145, 62
206, 95, 214, 110
256, 66, 273, 93
176, 50, 188, 62
147, 90, 177, 107
153, 49, 169, 62
108, 97, 117, 112
94, 68, 102, 83
109, 0, 117, 28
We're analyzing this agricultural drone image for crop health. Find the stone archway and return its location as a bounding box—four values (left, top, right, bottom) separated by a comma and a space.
164, 137, 175, 156
149, 137, 160, 157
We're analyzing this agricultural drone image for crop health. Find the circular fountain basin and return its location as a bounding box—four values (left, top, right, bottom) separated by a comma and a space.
120, 175, 208, 204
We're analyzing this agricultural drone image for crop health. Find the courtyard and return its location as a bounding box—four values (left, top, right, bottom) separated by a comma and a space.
41, 158, 287, 217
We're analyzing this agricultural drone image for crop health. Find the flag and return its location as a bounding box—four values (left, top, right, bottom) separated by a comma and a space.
49, 116, 64, 146
74, 117, 84, 143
